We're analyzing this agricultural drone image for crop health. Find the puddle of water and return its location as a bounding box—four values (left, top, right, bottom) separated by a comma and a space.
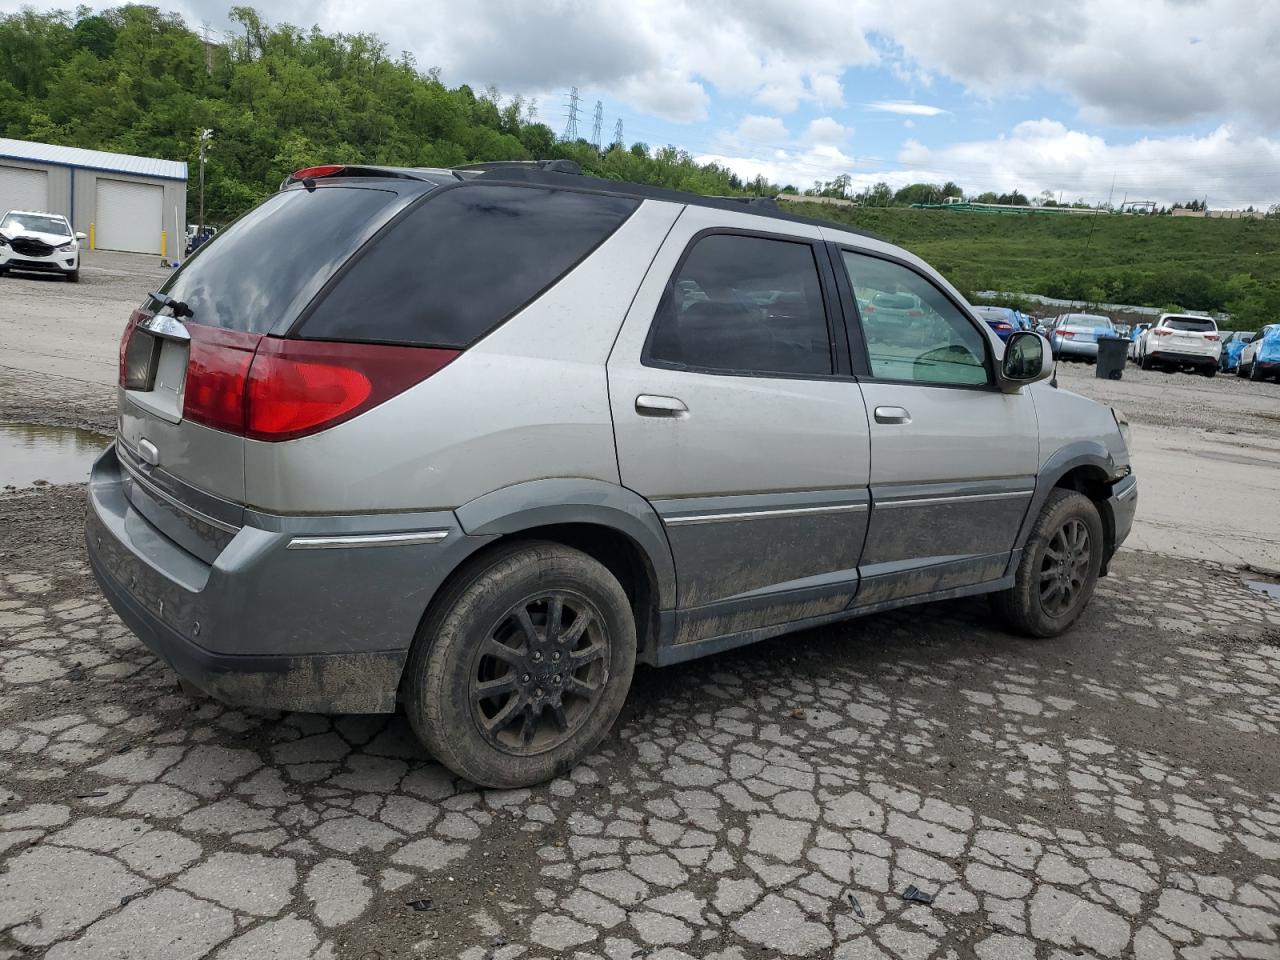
0, 423, 108, 489
1245, 580, 1280, 601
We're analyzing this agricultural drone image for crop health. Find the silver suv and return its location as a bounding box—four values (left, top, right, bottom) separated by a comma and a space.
87, 161, 1137, 787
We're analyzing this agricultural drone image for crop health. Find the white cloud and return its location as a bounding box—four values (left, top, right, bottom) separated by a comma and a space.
803, 117, 853, 146
734, 115, 791, 144
896, 121, 1280, 208
867, 100, 948, 117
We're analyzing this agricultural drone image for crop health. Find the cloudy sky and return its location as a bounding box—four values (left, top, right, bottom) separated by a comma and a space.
9, 0, 1280, 207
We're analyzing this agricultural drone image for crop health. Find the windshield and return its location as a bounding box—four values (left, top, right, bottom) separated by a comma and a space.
154, 185, 405, 332
1, 213, 70, 237
1164, 317, 1216, 332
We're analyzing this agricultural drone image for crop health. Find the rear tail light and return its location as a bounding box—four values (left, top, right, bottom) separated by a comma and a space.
1153, 328, 1173, 336
179, 325, 459, 441
995, 322, 1012, 331
1058, 330, 1075, 338
118, 313, 139, 385
1205, 334, 1220, 341
245, 339, 458, 441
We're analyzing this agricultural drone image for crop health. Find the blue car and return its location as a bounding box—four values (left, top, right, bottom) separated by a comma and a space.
1220, 331, 1255, 372
973, 305, 1023, 341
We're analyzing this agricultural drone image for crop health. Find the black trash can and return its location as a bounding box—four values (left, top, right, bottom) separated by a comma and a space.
1096, 336, 1128, 380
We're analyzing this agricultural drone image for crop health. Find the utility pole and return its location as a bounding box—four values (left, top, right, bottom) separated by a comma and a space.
562, 87, 580, 141
591, 101, 603, 150
613, 118, 623, 149
201, 22, 214, 74
197, 128, 213, 235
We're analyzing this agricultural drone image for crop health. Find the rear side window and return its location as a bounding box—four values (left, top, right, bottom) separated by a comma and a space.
1164, 317, 1216, 332
646, 233, 833, 377
298, 185, 638, 348
156, 186, 402, 333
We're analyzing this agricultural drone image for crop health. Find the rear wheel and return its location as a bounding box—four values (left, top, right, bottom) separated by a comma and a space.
994, 489, 1104, 638
403, 542, 636, 788
1201, 365, 1216, 378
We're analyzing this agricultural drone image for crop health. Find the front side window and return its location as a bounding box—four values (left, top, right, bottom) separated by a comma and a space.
842, 251, 991, 386
647, 233, 832, 377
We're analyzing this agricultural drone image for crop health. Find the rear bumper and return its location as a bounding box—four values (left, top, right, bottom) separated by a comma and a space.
1148, 348, 1217, 366
1054, 339, 1099, 359
86, 443, 490, 713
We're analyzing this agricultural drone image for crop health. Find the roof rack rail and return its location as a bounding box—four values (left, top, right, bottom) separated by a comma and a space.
705, 195, 780, 210
456, 159, 583, 176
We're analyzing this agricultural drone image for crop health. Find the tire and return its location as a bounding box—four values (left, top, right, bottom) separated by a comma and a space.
403, 541, 637, 788
1201, 365, 1216, 378
66, 269, 79, 283
1139, 352, 1153, 370
1237, 360, 1248, 378
1251, 359, 1263, 382
993, 489, 1105, 638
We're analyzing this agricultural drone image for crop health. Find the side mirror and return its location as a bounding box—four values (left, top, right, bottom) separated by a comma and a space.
998, 331, 1053, 392
75, 232, 87, 241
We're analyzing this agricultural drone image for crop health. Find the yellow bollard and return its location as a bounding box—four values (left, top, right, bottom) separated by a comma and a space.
88, 222, 95, 250
160, 230, 167, 259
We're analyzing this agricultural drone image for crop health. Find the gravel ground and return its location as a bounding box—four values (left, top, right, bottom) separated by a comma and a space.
2, 264, 1279, 958
1, 485, 1279, 960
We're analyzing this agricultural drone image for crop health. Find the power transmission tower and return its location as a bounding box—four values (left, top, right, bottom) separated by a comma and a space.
613, 118, 623, 149
591, 101, 603, 150
562, 87, 581, 141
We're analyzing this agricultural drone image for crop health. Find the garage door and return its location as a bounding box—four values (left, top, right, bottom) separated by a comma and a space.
96, 178, 163, 253
0, 165, 49, 216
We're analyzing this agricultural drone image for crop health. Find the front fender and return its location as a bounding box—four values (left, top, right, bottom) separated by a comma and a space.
455, 478, 677, 609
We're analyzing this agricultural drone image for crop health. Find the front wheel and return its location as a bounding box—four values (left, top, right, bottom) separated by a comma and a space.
993, 489, 1104, 638
1251, 359, 1264, 382
403, 542, 637, 788
1139, 352, 1153, 370
66, 269, 79, 283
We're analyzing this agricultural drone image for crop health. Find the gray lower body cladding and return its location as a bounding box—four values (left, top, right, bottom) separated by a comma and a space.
86, 443, 492, 713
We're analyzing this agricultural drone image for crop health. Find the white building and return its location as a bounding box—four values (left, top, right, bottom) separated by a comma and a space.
0, 137, 187, 255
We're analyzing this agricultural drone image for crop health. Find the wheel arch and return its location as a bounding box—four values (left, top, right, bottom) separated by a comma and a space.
451, 478, 677, 660
1012, 444, 1120, 576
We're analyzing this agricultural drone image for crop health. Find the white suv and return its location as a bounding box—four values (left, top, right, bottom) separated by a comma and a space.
0, 210, 84, 282
1136, 313, 1221, 376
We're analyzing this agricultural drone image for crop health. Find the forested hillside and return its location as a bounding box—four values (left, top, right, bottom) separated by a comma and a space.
0, 5, 774, 222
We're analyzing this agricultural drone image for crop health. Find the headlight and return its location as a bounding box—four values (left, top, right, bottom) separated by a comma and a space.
57, 242, 75, 252
1111, 407, 1131, 450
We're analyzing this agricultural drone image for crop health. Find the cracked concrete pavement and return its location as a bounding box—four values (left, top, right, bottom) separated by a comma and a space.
2, 255, 1280, 959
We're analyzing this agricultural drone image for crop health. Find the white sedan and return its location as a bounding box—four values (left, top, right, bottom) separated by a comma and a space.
0, 210, 85, 282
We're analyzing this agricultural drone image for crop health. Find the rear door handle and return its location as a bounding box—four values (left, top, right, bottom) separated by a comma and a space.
874, 405, 911, 424
636, 395, 688, 417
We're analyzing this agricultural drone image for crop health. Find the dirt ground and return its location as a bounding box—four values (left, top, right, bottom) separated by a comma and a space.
1, 257, 1279, 960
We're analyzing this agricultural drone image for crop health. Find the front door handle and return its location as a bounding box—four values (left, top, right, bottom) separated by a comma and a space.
636, 395, 688, 417
874, 405, 911, 424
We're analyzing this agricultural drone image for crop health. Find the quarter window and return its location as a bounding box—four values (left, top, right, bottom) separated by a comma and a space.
647, 234, 833, 377
842, 251, 991, 387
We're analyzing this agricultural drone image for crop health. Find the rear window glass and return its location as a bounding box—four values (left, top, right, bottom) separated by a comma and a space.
1164, 317, 1216, 332
154, 186, 403, 333
297, 185, 639, 348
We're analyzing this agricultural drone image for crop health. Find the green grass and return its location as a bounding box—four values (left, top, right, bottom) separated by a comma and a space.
786, 204, 1280, 326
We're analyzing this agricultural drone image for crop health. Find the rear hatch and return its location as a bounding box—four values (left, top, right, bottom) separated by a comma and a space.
1155, 316, 1219, 352
115, 181, 422, 562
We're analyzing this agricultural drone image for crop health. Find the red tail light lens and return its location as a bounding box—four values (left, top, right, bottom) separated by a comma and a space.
1205, 334, 1220, 341
292, 165, 345, 181
245, 340, 458, 441
183, 326, 262, 433
1058, 330, 1075, 338
118, 312, 140, 385
180, 326, 459, 441
1153, 328, 1173, 336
